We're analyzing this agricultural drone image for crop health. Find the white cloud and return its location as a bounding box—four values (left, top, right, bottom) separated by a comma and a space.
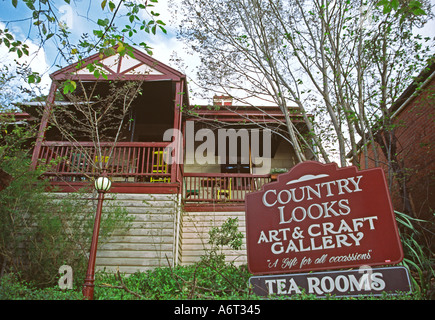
0, 22, 51, 106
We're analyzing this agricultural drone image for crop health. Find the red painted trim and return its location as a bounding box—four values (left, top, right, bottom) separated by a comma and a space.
31, 82, 58, 169
171, 80, 184, 184
117, 55, 123, 74
192, 110, 299, 117
47, 181, 180, 194
50, 46, 186, 82
183, 204, 245, 212
41, 141, 170, 147
52, 74, 180, 82
120, 62, 144, 75
185, 172, 270, 178
0, 112, 36, 121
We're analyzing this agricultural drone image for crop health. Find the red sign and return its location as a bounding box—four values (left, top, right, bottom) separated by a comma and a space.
245, 161, 403, 275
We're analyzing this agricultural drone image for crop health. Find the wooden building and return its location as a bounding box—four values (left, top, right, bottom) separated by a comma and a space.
29, 47, 312, 274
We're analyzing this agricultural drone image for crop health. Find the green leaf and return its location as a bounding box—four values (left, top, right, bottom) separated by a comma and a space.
109, 1, 116, 12
377, 0, 392, 13
27, 72, 41, 84
28, 74, 36, 84
410, 1, 426, 15
97, 18, 109, 27
12, 0, 18, 8
101, 0, 107, 10
117, 42, 125, 54
413, 8, 426, 15
63, 80, 77, 94
159, 26, 167, 34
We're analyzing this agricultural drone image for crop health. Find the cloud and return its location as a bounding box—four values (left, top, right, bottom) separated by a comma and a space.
0, 22, 51, 105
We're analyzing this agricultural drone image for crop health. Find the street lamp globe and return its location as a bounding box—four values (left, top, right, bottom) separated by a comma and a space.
94, 176, 112, 192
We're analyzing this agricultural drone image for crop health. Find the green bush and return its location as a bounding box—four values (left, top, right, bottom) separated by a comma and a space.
395, 210, 434, 299
0, 154, 132, 288
0, 273, 83, 300
94, 262, 253, 300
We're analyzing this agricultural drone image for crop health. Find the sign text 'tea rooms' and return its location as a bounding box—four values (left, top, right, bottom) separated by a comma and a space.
245, 161, 403, 275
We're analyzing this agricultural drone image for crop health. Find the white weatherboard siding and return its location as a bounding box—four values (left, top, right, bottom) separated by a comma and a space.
51, 193, 247, 275
179, 210, 247, 266
96, 193, 180, 275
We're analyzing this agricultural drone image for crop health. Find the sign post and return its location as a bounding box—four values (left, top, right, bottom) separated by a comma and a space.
245, 161, 404, 275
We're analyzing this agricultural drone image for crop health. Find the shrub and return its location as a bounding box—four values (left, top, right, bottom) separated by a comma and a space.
395, 210, 434, 299
0, 273, 82, 300
94, 262, 252, 300
0, 154, 132, 288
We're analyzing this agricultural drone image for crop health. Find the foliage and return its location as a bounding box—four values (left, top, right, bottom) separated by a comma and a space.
0, 114, 37, 160
94, 263, 252, 300
0, 273, 82, 300
270, 168, 288, 174
175, 0, 434, 220
1, 0, 166, 84
177, 0, 433, 165
95, 217, 248, 300
0, 215, 429, 300
0, 64, 41, 110
395, 210, 434, 299
0, 153, 133, 288
377, 0, 427, 17
203, 217, 244, 266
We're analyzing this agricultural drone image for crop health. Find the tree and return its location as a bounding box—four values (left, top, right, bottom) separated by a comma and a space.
175, 0, 434, 216
0, 105, 132, 287
48, 77, 144, 174
1, 0, 167, 92
1, 0, 171, 176
0, 154, 132, 287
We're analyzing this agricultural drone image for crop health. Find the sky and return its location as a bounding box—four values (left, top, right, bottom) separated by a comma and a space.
0, 0, 204, 104
0, 0, 434, 107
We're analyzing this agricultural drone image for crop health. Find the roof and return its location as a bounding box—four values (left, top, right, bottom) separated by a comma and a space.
184, 104, 308, 124
390, 58, 435, 118
50, 46, 187, 83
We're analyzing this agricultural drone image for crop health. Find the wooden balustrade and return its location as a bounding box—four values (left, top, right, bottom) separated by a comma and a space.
36, 141, 272, 203
183, 173, 271, 203
37, 141, 172, 182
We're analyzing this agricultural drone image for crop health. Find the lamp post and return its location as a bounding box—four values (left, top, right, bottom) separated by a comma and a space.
82, 174, 112, 300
